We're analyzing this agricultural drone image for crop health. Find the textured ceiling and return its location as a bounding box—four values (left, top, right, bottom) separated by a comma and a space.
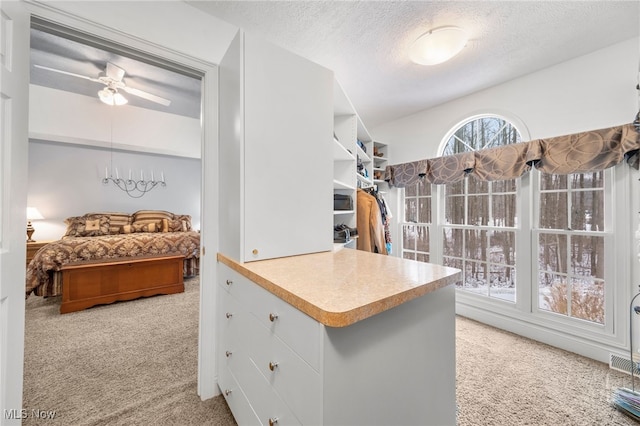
187, 0, 640, 130
30, 1, 640, 128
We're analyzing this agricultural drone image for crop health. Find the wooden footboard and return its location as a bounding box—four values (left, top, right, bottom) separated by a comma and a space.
59, 255, 185, 314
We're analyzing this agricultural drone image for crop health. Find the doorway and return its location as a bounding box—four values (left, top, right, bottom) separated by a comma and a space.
22, 12, 219, 417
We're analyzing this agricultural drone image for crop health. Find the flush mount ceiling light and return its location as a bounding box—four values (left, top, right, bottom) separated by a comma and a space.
98, 87, 128, 106
409, 26, 468, 66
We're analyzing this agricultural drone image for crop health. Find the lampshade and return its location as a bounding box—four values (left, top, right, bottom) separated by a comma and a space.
409, 26, 468, 66
98, 88, 128, 106
26, 207, 44, 221
113, 92, 128, 106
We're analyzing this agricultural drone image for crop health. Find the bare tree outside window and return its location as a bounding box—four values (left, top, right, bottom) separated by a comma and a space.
538, 171, 605, 324
403, 179, 431, 262
440, 116, 520, 302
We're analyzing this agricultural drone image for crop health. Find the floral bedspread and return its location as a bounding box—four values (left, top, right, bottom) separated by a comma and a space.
26, 231, 200, 297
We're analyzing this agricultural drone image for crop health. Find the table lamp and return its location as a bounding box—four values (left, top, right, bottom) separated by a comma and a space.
26, 207, 44, 242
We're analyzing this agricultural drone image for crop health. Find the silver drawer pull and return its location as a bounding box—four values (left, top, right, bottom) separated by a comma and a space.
268, 417, 279, 426
225, 312, 233, 319
225, 351, 232, 358
224, 389, 232, 396
226, 279, 233, 286
269, 313, 278, 322
268, 361, 279, 371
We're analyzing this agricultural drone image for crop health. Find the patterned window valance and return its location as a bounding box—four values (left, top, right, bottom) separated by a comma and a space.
384, 123, 640, 187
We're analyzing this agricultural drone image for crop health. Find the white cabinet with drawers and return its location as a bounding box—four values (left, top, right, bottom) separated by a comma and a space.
217, 263, 322, 425
217, 257, 457, 426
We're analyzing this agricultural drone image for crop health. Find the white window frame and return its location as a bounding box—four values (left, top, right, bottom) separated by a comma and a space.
529, 166, 619, 340
399, 112, 630, 357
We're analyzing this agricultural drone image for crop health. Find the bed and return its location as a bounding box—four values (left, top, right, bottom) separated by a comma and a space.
26, 210, 200, 312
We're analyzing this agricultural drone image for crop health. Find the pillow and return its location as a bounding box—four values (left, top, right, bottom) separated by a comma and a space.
132, 210, 174, 226
87, 212, 132, 235
131, 221, 161, 233
167, 219, 184, 232
167, 215, 192, 232
64, 215, 111, 237
174, 214, 192, 231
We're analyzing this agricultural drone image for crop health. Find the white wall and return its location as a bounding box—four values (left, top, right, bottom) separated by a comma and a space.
33, 1, 238, 66
30, 86, 202, 158
373, 37, 638, 163
27, 83, 203, 241
27, 140, 201, 240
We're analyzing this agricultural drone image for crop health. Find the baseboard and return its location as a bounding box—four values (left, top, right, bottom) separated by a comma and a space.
456, 302, 622, 364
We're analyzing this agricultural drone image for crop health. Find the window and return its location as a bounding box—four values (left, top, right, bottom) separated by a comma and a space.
536, 171, 607, 325
403, 179, 431, 262
441, 116, 521, 302
398, 113, 625, 354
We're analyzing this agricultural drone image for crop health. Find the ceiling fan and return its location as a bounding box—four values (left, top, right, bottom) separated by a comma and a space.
33, 62, 172, 107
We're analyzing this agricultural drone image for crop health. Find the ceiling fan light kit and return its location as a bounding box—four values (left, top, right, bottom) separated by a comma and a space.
409, 26, 468, 66
98, 87, 128, 106
34, 62, 171, 106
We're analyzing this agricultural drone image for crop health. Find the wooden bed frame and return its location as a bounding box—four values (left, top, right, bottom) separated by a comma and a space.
59, 254, 185, 314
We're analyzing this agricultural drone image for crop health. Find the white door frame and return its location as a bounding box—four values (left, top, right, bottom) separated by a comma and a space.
16, 0, 220, 404
0, 1, 30, 423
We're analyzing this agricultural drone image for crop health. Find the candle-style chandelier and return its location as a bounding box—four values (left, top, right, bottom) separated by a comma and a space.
101, 105, 166, 198
103, 167, 166, 198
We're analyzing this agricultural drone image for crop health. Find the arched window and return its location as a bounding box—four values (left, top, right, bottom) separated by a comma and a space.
440, 116, 522, 302
441, 115, 522, 156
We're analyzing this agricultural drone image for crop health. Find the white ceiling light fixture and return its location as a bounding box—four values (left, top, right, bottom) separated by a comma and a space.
98, 87, 128, 106
409, 26, 469, 66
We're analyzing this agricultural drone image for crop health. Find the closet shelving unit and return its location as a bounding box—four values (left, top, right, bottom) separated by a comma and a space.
356, 135, 373, 188
333, 80, 374, 250
372, 141, 388, 192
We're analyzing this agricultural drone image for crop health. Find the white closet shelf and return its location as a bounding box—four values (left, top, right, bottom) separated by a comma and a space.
357, 173, 373, 186
356, 145, 372, 163
334, 138, 355, 161
333, 179, 356, 190
334, 210, 355, 215
333, 238, 357, 251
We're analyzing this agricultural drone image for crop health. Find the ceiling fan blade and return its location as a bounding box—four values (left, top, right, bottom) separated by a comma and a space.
122, 86, 172, 106
106, 62, 125, 82
33, 64, 102, 83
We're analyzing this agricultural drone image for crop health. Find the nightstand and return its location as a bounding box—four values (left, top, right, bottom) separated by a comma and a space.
26, 240, 53, 267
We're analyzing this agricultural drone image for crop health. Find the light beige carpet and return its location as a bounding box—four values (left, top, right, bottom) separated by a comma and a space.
22, 277, 638, 425
456, 316, 636, 425
22, 277, 235, 426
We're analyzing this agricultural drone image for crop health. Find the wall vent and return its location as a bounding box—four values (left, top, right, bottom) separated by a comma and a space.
610, 353, 640, 375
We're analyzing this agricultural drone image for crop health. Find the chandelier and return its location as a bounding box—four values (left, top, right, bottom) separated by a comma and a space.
103, 167, 166, 198
101, 99, 166, 198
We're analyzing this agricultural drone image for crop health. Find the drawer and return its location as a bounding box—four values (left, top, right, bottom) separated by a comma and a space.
218, 366, 260, 426
217, 292, 242, 372
219, 263, 257, 305
243, 276, 322, 371
219, 262, 321, 370
233, 351, 302, 426
247, 315, 322, 425
218, 288, 243, 344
